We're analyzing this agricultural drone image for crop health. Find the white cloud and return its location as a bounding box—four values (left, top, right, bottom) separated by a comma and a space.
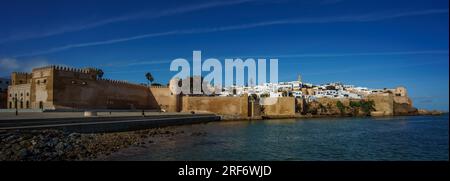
0, 58, 20, 72
254, 50, 450, 58
0, 57, 49, 76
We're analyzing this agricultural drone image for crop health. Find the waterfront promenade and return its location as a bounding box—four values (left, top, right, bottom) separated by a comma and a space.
0, 111, 220, 133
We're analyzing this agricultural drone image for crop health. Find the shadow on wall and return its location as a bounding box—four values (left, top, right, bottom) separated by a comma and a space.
148, 87, 180, 112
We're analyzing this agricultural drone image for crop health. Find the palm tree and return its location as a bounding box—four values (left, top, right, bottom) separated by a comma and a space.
145, 72, 154, 86
97, 69, 104, 79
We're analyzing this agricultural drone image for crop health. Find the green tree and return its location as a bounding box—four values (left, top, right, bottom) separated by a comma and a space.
350, 101, 361, 108
96, 69, 104, 79
360, 100, 375, 114
349, 100, 375, 116
336, 101, 346, 115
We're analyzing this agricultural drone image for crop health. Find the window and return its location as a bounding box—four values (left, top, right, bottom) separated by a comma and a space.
20, 101, 23, 109
9, 94, 12, 97
26, 101, 29, 109
20, 93, 23, 97
39, 101, 44, 109
37, 80, 40, 84
43, 79, 47, 83
9, 102, 12, 109
26, 92, 29, 96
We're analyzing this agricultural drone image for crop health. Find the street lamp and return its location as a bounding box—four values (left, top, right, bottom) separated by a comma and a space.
13, 96, 18, 116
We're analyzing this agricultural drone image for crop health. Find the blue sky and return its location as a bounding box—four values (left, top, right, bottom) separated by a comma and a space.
0, 0, 448, 110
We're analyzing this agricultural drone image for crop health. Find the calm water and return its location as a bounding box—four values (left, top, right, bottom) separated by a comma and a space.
109, 114, 449, 161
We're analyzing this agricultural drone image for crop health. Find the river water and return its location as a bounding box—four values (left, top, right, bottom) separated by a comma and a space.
105, 114, 449, 161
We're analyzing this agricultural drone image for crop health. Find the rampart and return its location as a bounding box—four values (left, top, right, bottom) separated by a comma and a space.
149, 86, 180, 112
260, 97, 296, 117
182, 96, 249, 117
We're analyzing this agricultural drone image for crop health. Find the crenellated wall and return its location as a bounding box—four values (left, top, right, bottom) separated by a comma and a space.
11, 72, 32, 85
7, 65, 158, 110
5, 65, 418, 118
50, 66, 152, 110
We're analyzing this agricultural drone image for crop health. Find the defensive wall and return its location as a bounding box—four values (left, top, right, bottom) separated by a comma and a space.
260, 97, 296, 117
181, 96, 249, 117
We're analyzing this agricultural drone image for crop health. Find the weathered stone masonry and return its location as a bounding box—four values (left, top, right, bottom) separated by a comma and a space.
7, 66, 155, 110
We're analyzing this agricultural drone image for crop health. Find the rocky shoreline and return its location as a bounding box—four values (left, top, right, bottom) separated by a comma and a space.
0, 128, 185, 161
220, 111, 446, 121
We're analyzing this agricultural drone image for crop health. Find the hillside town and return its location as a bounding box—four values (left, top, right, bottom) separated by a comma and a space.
218, 75, 392, 101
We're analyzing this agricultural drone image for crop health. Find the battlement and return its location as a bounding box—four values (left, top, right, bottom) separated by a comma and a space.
32, 65, 101, 75
150, 85, 169, 88
16, 65, 148, 89
11, 72, 32, 85
98, 78, 147, 88
11, 72, 32, 76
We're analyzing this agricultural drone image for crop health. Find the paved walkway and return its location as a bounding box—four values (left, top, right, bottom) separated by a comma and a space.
0, 111, 197, 121
0, 112, 220, 133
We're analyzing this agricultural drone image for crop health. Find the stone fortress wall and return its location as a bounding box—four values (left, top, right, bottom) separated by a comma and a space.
181, 96, 249, 117
5, 65, 419, 118
149, 86, 180, 112
260, 97, 296, 117
7, 66, 156, 110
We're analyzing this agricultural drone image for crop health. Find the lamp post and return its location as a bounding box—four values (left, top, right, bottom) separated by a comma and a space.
13, 96, 18, 116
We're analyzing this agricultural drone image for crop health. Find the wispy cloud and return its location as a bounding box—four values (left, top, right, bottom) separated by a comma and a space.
264, 50, 450, 58
319, 0, 345, 5
98, 49, 448, 69
101, 60, 171, 67
14, 8, 449, 58
0, 0, 257, 44
106, 69, 167, 74
0, 57, 50, 76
